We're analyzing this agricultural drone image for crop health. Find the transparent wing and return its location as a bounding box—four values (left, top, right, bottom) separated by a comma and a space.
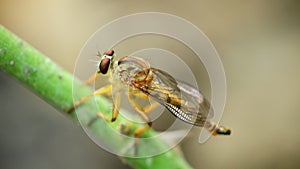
134, 68, 213, 127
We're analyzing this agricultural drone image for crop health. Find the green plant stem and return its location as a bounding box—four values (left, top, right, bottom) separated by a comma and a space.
0, 25, 193, 169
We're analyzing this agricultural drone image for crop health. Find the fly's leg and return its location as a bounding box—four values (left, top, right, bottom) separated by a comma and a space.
84, 72, 100, 85
87, 89, 121, 126
87, 111, 112, 127
128, 92, 152, 155
128, 93, 151, 122
67, 85, 112, 113
84, 72, 112, 98
131, 92, 149, 99
130, 92, 160, 113
111, 92, 121, 122
142, 102, 159, 114
133, 124, 152, 156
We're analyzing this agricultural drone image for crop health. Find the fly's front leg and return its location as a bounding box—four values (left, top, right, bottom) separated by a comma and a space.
84, 72, 112, 98
67, 84, 112, 113
84, 72, 100, 85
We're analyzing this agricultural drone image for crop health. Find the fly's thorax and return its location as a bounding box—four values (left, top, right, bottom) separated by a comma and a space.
112, 56, 152, 86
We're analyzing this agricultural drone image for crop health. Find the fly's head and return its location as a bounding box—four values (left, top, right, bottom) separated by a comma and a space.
97, 49, 115, 75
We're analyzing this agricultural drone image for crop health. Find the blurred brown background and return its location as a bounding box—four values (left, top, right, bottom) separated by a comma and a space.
1, 0, 300, 169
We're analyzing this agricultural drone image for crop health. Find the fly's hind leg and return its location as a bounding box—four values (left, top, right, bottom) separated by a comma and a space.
142, 101, 159, 114
130, 92, 160, 113
128, 92, 153, 155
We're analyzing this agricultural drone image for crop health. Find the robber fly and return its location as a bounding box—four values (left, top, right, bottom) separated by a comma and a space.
68, 49, 231, 138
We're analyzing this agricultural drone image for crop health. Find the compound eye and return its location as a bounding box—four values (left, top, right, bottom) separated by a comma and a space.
99, 58, 111, 74
105, 49, 114, 56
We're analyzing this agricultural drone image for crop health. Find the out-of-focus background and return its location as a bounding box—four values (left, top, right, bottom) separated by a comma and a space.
1, 0, 300, 169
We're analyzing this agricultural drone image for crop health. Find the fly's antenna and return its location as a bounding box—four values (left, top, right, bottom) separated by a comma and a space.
94, 43, 102, 57
97, 50, 102, 57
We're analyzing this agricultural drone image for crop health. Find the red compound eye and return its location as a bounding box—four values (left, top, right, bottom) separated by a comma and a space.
105, 49, 114, 56
99, 58, 110, 74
